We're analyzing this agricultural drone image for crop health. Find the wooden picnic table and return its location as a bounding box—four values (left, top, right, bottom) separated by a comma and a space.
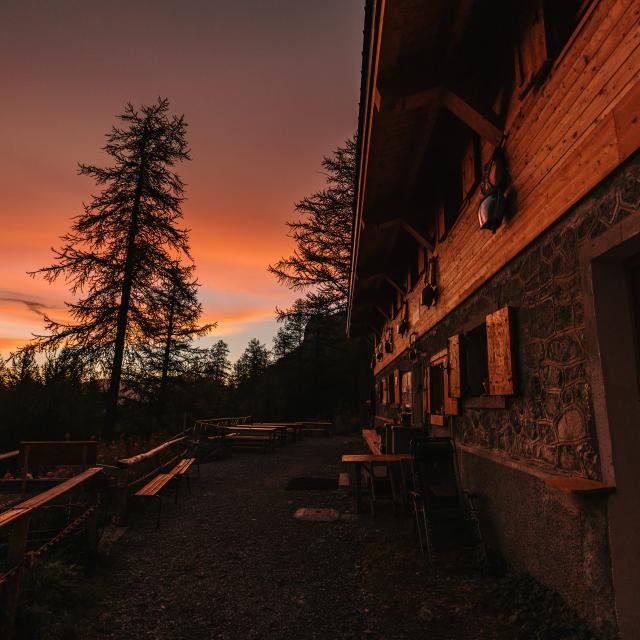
252, 423, 303, 442
342, 453, 413, 515
301, 421, 333, 436
222, 426, 279, 451
229, 425, 287, 445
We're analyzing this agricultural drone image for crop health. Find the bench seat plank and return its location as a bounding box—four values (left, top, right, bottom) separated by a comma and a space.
135, 473, 173, 497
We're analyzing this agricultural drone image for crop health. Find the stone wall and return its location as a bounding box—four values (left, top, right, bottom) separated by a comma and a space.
375, 152, 640, 480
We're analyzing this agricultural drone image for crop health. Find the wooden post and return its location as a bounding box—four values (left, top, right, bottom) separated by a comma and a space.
86, 489, 99, 570
2, 514, 31, 640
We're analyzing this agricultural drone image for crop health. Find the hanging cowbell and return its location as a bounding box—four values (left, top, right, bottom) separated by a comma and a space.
421, 256, 438, 308
478, 147, 507, 232
384, 327, 393, 353
478, 188, 506, 232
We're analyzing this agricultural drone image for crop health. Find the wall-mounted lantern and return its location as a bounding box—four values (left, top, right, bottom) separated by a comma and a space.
478, 147, 507, 233
384, 327, 393, 353
421, 256, 438, 308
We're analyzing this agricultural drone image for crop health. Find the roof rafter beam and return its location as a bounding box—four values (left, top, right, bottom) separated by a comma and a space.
372, 217, 435, 251
442, 88, 504, 147
358, 272, 406, 295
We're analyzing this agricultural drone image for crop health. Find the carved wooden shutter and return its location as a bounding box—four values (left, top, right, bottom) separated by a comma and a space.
444, 357, 459, 416
486, 306, 516, 395
382, 377, 388, 405
393, 369, 400, 405
447, 334, 462, 398
515, 0, 549, 92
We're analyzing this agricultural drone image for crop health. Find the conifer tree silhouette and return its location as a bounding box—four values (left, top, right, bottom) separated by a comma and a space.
31, 98, 192, 438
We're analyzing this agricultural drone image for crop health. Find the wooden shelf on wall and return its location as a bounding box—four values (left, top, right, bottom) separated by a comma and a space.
457, 442, 616, 495
543, 475, 615, 495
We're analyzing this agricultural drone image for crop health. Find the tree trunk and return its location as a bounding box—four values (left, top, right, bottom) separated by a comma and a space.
158, 289, 176, 422
104, 127, 148, 439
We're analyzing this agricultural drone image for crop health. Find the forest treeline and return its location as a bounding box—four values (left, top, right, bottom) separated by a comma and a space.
0, 312, 369, 449
0, 100, 370, 448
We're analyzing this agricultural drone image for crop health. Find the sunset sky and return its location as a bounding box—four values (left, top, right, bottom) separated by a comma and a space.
0, 0, 363, 362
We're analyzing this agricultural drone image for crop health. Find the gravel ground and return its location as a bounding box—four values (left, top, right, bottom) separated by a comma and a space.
82, 435, 519, 640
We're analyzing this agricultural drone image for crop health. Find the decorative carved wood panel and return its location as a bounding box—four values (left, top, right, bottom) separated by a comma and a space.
448, 334, 462, 398
486, 306, 516, 395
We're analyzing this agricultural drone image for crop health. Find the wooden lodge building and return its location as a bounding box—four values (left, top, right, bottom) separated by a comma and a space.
347, 0, 640, 636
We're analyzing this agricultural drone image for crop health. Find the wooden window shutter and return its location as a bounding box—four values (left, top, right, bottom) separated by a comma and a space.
515, 0, 549, 92
486, 306, 516, 395
423, 363, 430, 415
393, 369, 400, 405
382, 377, 388, 405
461, 136, 481, 200
443, 359, 459, 416
447, 334, 462, 398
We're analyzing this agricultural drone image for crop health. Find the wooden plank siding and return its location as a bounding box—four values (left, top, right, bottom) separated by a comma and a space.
374, 0, 640, 374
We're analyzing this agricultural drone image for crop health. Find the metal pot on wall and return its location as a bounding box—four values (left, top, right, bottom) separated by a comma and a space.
478, 188, 505, 232
421, 282, 437, 307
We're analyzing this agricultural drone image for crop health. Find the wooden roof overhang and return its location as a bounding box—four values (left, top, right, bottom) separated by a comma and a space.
348, 0, 509, 336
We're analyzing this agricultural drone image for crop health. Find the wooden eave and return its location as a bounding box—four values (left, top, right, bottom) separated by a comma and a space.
348, 0, 494, 336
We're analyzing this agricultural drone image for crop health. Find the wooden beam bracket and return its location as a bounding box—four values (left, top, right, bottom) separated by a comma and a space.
370, 218, 435, 251
399, 220, 435, 251
442, 88, 504, 147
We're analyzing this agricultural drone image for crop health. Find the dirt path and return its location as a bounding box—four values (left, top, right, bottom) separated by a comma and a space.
83, 435, 518, 640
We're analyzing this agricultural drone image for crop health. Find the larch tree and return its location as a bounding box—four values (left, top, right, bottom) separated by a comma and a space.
31, 98, 192, 438
272, 309, 306, 360
147, 261, 214, 410
268, 136, 356, 320
205, 339, 231, 386
232, 339, 270, 387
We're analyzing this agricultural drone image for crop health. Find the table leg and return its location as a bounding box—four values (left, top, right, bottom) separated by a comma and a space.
399, 461, 408, 508
366, 462, 376, 516
387, 462, 399, 513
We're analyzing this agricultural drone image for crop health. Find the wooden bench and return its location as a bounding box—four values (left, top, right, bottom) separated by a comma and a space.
224, 427, 277, 452
134, 457, 196, 527
117, 436, 188, 521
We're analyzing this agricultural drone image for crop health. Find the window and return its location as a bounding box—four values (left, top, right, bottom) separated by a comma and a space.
388, 372, 395, 406
425, 350, 455, 426
417, 247, 427, 278
543, 0, 589, 58
461, 134, 481, 202
515, 0, 589, 95
393, 369, 401, 405
514, 0, 548, 93
401, 372, 412, 411
464, 323, 489, 396
429, 362, 445, 416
